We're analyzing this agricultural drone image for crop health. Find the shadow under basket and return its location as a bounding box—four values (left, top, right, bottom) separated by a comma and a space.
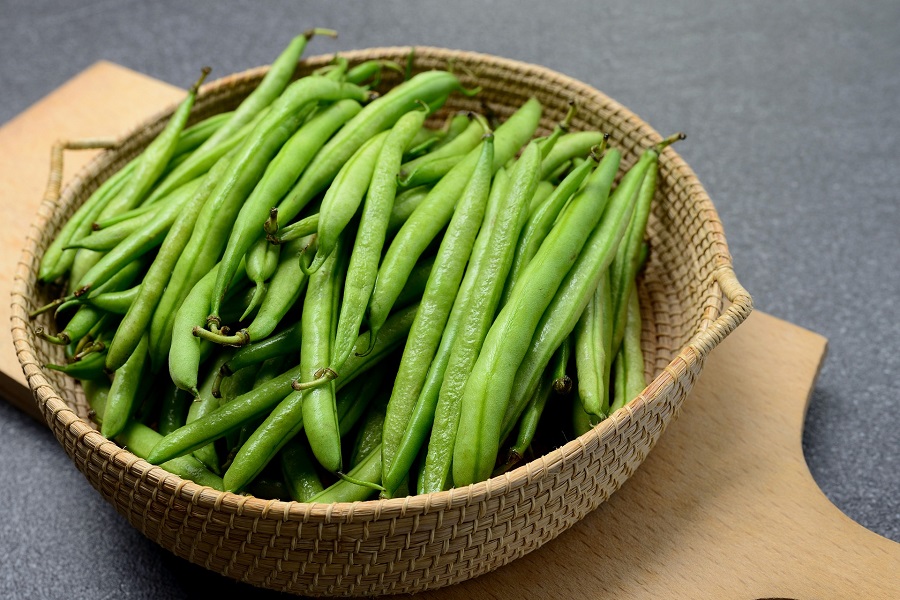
10, 47, 751, 596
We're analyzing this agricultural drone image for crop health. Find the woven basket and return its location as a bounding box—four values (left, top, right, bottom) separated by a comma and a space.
11, 47, 751, 596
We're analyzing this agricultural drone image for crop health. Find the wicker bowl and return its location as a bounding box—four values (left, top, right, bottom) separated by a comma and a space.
11, 47, 751, 596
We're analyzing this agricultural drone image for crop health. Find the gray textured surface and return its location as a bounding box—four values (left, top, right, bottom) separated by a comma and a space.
1, 0, 898, 597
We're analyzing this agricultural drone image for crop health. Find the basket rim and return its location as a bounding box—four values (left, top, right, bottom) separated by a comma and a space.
10, 46, 752, 521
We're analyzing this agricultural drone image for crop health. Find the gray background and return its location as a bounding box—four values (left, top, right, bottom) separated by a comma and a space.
1, 0, 898, 597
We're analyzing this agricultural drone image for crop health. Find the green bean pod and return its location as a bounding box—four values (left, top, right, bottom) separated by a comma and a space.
39, 110, 228, 282
118, 421, 224, 490
304, 131, 390, 274
329, 109, 426, 373
242, 234, 281, 320
434, 112, 470, 149
298, 236, 346, 474
453, 150, 622, 487
101, 333, 149, 439
609, 135, 683, 354
386, 185, 430, 237
45, 350, 108, 380
552, 335, 573, 394
396, 154, 465, 188
574, 270, 614, 418
169, 263, 243, 394
186, 352, 233, 473
84, 287, 138, 314
307, 443, 383, 503
507, 361, 555, 467
366, 98, 541, 344
350, 393, 389, 468
209, 98, 363, 322
144, 107, 271, 206
540, 131, 607, 180
280, 438, 324, 502
212, 320, 301, 397
381, 134, 494, 491
146, 303, 417, 466
200, 30, 333, 152
609, 284, 645, 413
196, 235, 312, 348
158, 381, 191, 437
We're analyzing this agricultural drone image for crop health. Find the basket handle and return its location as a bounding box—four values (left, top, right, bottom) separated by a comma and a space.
689, 265, 753, 358
43, 138, 120, 207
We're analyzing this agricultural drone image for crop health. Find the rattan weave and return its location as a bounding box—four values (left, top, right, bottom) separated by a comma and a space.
10, 47, 751, 596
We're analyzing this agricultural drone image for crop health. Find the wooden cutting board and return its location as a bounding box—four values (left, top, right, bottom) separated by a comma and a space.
2, 65, 897, 598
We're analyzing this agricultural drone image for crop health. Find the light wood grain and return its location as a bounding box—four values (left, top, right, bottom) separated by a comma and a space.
414, 311, 899, 599
0, 62, 182, 420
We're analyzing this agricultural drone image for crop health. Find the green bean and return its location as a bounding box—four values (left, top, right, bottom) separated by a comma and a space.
453, 149, 622, 487
502, 148, 653, 439
158, 382, 191, 437
97, 69, 209, 220
434, 112, 471, 149
387, 185, 430, 237
197, 29, 335, 154
610, 134, 683, 354
84, 287, 136, 314
552, 336, 573, 394
345, 59, 402, 87
366, 98, 541, 344
118, 421, 224, 490
574, 270, 614, 418
101, 333, 149, 439
274, 71, 468, 230
90, 191, 170, 231
307, 443, 383, 503
187, 352, 234, 473
527, 180, 555, 215
242, 233, 281, 320
45, 350, 108, 380
208, 98, 363, 324
67, 178, 202, 251
609, 284, 645, 413
505, 362, 555, 470
418, 158, 532, 493
303, 131, 390, 274
146, 303, 417, 467
501, 150, 600, 308
39, 111, 228, 283
540, 131, 607, 180
280, 438, 324, 502
350, 393, 389, 468
329, 109, 426, 373
381, 133, 494, 492
170, 262, 247, 393
393, 254, 435, 310
298, 236, 346, 473
169, 111, 233, 156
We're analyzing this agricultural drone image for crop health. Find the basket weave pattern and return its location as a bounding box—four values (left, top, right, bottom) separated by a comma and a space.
10, 47, 751, 596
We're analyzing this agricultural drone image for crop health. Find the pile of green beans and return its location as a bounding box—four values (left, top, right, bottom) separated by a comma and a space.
34, 32, 683, 500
